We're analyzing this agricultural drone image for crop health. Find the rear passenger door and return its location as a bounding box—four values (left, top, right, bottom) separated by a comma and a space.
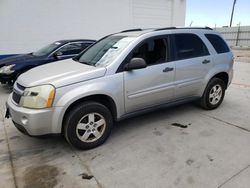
123, 36, 175, 113
172, 33, 212, 99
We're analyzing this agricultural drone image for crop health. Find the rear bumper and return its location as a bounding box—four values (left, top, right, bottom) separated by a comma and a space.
228, 68, 234, 87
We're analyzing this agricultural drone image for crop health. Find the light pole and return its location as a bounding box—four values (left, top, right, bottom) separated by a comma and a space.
230, 0, 237, 27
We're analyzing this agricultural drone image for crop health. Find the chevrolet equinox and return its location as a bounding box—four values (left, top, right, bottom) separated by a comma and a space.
6, 27, 234, 149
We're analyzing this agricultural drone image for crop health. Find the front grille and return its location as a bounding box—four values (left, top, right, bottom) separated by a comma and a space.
12, 82, 25, 104
12, 92, 21, 104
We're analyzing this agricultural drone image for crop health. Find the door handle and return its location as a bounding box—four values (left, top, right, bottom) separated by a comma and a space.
163, 67, 174, 72
202, 59, 211, 64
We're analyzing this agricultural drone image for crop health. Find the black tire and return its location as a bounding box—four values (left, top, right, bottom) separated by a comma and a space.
200, 78, 226, 110
63, 101, 113, 150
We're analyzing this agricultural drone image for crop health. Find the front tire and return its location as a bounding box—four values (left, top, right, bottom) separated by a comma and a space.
64, 101, 113, 150
200, 78, 226, 110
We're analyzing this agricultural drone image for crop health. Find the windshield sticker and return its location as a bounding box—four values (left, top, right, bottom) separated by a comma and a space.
96, 37, 135, 66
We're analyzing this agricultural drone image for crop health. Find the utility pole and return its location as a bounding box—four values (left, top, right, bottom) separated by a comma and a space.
230, 0, 237, 27
236, 22, 241, 46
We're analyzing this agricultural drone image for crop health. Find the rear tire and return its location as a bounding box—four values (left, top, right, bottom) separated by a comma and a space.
64, 101, 113, 150
200, 78, 226, 110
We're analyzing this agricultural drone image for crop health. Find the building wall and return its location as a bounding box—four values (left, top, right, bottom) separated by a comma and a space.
0, 0, 186, 54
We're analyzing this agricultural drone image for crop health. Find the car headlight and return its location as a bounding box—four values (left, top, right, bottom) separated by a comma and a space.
0, 64, 16, 74
20, 85, 55, 109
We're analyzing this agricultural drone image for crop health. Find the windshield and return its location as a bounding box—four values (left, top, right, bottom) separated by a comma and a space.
78, 35, 136, 67
32, 42, 62, 56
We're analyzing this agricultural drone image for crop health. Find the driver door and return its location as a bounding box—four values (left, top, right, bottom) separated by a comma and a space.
123, 36, 175, 113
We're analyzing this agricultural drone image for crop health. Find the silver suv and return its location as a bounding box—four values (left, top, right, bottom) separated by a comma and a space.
6, 27, 234, 149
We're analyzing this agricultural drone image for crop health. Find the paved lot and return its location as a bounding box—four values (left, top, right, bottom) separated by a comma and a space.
0, 62, 250, 188
233, 49, 250, 63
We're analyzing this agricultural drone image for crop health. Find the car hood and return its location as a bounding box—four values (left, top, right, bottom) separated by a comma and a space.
0, 53, 40, 65
17, 59, 107, 88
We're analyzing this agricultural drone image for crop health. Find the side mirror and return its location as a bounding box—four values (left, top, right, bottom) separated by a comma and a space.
124, 58, 147, 71
53, 51, 63, 59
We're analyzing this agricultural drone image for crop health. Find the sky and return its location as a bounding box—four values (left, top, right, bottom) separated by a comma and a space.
186, 0, 250, 27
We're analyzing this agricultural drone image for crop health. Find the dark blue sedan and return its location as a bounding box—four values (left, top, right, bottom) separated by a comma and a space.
0, 39, 95, 85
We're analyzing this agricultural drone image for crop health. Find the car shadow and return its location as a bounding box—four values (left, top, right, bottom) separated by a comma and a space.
110, 102, 197, 139
5, 102, 198, 155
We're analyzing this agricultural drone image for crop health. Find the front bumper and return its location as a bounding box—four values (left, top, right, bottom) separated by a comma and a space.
6, 93, 59, 136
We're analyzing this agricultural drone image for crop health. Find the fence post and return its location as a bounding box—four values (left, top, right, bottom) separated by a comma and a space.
236, 23, 240, 46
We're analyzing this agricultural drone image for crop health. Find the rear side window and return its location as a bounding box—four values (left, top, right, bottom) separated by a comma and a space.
205, 34, 230, 54
174, 34, 209, 60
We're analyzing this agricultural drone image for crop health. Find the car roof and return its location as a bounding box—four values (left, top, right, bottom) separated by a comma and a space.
114, 27, 215, 37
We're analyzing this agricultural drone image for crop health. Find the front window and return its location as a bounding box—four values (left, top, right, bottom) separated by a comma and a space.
56, 43, 83, 56
32, 42, 62, 57
77, 35, 136, 67
130, 37, 168, 65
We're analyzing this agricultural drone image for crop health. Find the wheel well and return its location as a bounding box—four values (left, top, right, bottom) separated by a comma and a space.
62, 94, 117, 132
212, 72, 229, 88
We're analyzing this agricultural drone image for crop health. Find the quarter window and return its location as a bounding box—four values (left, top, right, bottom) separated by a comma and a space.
205, 34, 230, 54
174, 34, 209, 60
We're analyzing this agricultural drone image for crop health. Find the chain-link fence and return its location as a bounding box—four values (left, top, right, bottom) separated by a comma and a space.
215, 25, 250, 47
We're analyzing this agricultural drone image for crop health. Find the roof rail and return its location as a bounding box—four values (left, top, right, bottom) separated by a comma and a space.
154, 27, 177, 31
204, 26, 213, 30
121, 28, 143, 33
155, 26, 213, 31
183, 26, 213, 30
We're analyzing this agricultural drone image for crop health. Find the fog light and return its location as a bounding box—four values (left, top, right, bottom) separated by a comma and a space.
21, 116, 28, 125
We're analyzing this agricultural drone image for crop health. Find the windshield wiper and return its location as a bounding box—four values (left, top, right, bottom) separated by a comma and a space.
72, 57, 79, 62
79, 61, 95, 66
73, 57, 95, 66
